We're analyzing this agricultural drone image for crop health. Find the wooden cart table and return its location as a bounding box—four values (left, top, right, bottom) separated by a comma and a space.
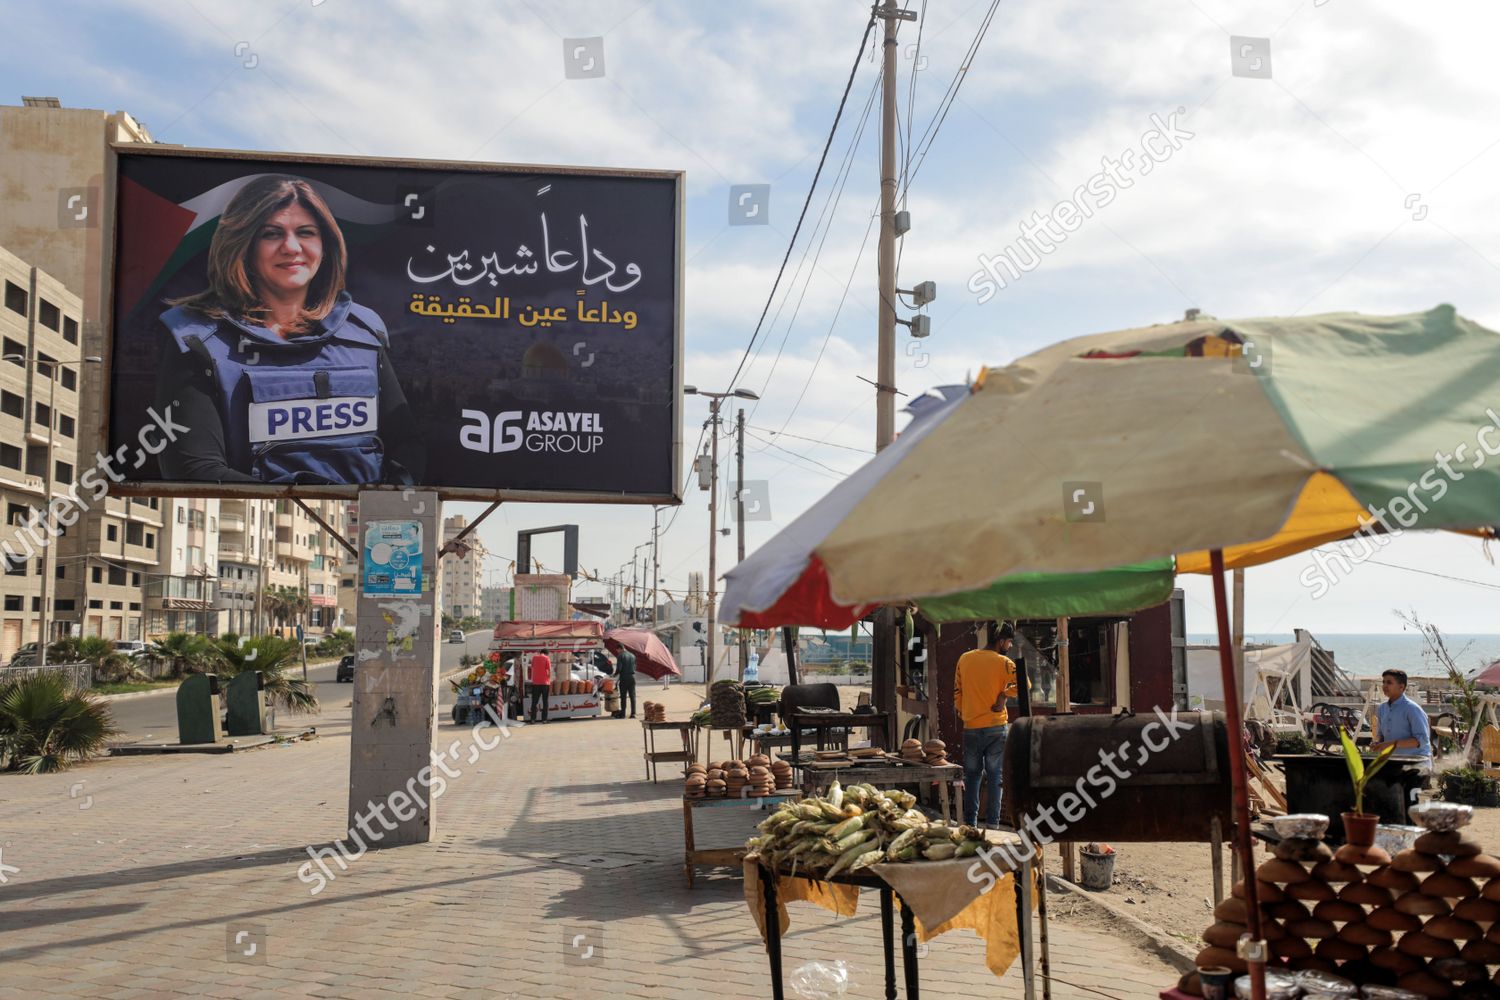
641, 719, 696, 782
788, 710, 891, 759
797, 761, 965, 824
753, 831, 1043, 1000
696, 723, 755, 764
683, 790, 800, 888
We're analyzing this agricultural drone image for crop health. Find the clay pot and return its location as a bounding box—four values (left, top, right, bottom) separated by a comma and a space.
1343, 811, 1379, 848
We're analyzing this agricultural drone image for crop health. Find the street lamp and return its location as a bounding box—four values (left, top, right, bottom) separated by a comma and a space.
682, 385, 760, 696
3, 353, 103, 665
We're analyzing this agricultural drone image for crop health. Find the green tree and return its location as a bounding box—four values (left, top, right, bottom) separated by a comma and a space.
51, 636, 135, 684
145, 632, 213, 678
210, 634, 318, 714
1397, 609, 1483, 759
0, 671, 120, 772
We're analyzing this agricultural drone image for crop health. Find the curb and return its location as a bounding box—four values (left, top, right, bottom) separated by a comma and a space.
96, 687, 180, 703
1045, 873, 1198, 974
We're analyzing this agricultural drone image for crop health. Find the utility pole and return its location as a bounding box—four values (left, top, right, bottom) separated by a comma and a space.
682, 384, 759, 697
735, 408, 748, 680
707, 400, 721, 695
870, 0, 914, 740
650, 506, 660, 628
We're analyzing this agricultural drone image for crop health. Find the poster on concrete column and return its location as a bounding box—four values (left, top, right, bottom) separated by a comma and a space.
105, 146, 683, 503
362, 520, 423, 597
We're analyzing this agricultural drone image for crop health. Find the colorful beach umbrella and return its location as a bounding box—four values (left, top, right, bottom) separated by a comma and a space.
720, 304, 1500, 1000
722, 305, 1500, 629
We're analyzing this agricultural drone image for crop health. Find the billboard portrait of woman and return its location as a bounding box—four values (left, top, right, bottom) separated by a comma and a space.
153, 174, 425, 485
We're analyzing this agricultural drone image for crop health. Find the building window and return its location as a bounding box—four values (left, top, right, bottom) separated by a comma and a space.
149, 498, 158, 509
91, 567, 101, 583
107, 524, 117, 542
7, 503, 28, 527
55, 598, 73, 612
108, 566, 126, 586
177, 507, 185, 523
4, 555, 25, 576
3, 282, 25, 316
125, 522, 143, 545
38, 300, 59, 331
145, 531, 154, 547
60, 367, 76, 391
0, 444, 18, 469
131, 572, 140, 586
62, 317, 78, 344
55, 564, 63, 579
129, 602, 140, 611
0, 391, 21, 418
34, 558, 41, 575
54, 460, 72, 483
34, 402, 50, 429
2, 596, 18, 611
59, 414, 74, 438
3, 340, 23, 367
109, 600, 122, 610
30, 597, 39, 612
88, 599, 102, 609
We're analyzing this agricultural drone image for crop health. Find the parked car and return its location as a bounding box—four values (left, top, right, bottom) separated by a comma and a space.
8, 643, 37, 667
449, 630, 466, 644
336, 654, 355, 683
112, 639, 148, 659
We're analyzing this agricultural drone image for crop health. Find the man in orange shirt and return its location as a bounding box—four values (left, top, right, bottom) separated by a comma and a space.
528, 651, 553, 724
954, 621, 1018, 828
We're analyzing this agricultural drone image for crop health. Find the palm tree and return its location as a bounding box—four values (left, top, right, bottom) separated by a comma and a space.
145, 632, 212, 679
57, 636, 134, 684
263, 586, 292, 635
211, 634, 318, 714
0, 671, 120, 772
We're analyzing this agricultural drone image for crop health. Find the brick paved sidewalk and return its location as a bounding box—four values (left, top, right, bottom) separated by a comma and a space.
0, 683, 1177, 999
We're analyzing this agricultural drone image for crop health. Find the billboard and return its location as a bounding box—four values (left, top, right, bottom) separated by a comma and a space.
106, 147, 682, 502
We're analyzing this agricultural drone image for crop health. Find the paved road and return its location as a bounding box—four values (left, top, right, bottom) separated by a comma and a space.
107, 630, 494, 743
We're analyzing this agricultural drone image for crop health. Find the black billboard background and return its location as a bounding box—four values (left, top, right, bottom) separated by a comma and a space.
110, 151, 679, 498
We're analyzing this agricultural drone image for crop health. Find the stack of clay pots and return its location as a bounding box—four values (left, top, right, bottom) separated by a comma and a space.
724, 760, 750, 798
684, 763, 708, 799
1185, 806, 1500, 999
770, 758, 794, 790
924, 739, 949, 766
900, 738, 926, 763
642, 701, 667, 723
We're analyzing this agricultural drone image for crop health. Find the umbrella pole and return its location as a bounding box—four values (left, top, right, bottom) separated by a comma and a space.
1210, 548, 1266, 1000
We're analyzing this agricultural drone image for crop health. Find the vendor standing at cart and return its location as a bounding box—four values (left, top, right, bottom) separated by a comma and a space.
616, 644, 638, 720
955, 621, 1019, 829
528, 650, 553, 725
1371, 668, 1433, 773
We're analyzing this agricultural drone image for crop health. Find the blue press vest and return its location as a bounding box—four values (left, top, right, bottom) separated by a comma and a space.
161, 295, 389, 484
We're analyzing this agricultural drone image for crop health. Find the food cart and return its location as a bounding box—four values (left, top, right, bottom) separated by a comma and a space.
490, 620, 607, 722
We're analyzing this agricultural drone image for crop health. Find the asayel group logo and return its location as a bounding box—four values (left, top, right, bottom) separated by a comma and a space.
459, 409, 606, 455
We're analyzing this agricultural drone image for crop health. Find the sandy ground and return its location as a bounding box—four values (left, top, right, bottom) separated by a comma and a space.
1041, 778, 1500, 950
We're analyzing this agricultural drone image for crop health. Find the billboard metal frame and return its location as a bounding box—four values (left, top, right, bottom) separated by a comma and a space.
102, 143, 684, 506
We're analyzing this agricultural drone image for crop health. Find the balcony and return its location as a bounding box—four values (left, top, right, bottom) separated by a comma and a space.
220, 513, 245, 533
125, 499, 163, 526
0, 467, 44, 496
218, 542, 246, 562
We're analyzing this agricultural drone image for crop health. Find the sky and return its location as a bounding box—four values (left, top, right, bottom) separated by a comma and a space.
6, 0, 1500, 634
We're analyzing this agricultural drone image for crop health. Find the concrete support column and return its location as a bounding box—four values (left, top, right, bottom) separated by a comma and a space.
348, 490, 439, 846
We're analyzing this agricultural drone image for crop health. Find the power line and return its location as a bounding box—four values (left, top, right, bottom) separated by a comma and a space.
748, 425, 874, 455
901, 0, 1003, 197
744, 427, 856, 479
725, 11, 879, 394
1360, 559, 1500, 592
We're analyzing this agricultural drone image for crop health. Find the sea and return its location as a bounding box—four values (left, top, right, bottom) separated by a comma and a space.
1185, 633, 1500, 679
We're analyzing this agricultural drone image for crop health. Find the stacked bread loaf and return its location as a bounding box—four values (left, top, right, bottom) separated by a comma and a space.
923, 740, 948, 766
684, 763, 708, 798
642, 701, 667, 723
724, 760, 750, 798
770, 758, 794, 790
900, 738, 925, 763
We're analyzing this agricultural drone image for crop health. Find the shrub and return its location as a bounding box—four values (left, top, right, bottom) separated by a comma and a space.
1275, 732, 1315, 757
0, 671, 120, 772
1438, 767, 1500, 807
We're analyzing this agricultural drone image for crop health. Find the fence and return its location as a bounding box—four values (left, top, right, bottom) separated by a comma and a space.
0, 662, 93, 693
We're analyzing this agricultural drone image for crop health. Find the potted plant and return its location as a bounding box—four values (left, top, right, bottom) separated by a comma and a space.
1338, 726, 1395, 847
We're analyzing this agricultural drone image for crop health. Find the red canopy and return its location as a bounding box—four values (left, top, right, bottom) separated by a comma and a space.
604, 628, 681, 679
1475, 660, 1500, 687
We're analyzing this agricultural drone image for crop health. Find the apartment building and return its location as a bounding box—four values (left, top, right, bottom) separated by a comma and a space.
147, 498, 221, 636
480, 585, 510, 623
217, 498, 274, 636
0, 99, 160, 645
336, 500, 359, 627
0, 245, 88, 656
440, 514, 487, 619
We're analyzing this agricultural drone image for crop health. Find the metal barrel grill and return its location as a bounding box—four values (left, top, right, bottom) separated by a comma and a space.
1001, 711, 1233, 842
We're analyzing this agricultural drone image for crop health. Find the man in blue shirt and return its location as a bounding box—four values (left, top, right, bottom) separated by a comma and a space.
1372, 668, 1432, 767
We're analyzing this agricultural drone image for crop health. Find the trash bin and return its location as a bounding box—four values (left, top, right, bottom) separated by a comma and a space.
176, 673, 223, 745
224, 670, 266, 736
1079, 848, 1116, 891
